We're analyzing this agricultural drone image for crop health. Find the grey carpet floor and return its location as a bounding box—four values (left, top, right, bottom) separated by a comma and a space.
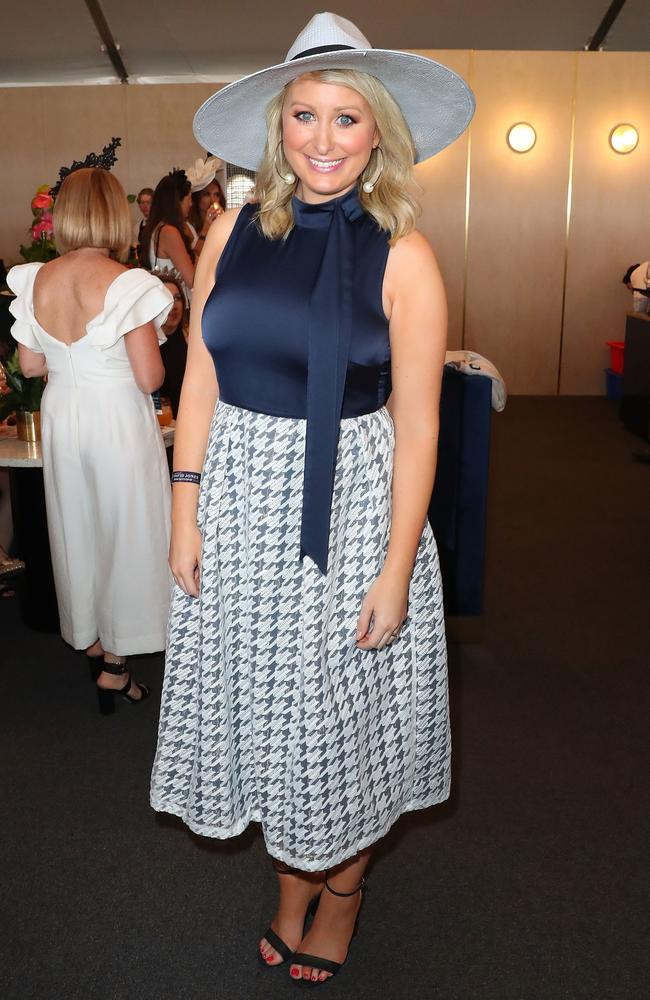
1, 397, 648, 1000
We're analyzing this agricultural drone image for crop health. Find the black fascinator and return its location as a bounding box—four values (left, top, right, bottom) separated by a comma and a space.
49, 137, 122, 198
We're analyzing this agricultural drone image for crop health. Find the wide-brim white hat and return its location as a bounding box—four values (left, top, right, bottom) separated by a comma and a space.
194, 12, 475, 170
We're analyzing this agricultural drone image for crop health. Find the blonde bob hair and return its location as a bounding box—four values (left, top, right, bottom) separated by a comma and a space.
53, 167, 132, 260
253, 69, 418, 244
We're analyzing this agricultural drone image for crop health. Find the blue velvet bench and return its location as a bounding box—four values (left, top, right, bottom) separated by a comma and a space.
428, 365, 492, 619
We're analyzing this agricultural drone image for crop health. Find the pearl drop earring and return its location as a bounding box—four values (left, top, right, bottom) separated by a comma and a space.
362, 147, 384, 193
274, 142, 295, 186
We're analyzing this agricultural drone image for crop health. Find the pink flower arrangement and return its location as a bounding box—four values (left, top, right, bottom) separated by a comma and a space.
31, 192, 53, 212
21, 184, 57, 262
31, 215, 54, 241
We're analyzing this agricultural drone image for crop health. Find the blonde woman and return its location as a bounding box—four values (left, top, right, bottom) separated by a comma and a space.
8, 168, 174, 713
150, 12, 474, 986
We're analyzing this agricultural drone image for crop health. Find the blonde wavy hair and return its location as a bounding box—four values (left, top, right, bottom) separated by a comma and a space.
253, 69, 418, 244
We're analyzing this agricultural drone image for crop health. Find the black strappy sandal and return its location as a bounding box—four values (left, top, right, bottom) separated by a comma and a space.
96, 660, 151, 715
87, 642, 103, 683
290, 874, 367, 986
258, 859, 323, 970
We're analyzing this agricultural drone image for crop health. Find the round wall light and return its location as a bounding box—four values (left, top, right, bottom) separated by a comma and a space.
506, 122, 537, 153
609, 124, 639, 154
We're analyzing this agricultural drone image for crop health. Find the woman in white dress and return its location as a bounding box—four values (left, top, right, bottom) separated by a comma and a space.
8, 167, 174, 714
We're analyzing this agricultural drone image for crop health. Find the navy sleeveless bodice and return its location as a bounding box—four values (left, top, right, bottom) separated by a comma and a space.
202, 185, 391, 574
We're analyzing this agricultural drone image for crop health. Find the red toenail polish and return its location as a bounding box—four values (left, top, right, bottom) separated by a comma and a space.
291, 969, 299, 977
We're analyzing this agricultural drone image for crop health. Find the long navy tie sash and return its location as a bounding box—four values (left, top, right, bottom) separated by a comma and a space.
296, 190, 364, 575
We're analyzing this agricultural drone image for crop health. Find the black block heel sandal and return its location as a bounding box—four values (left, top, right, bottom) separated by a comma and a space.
258, 860, 323, 970
96, 660, 151, 716
290, 874, 367, 987
87, 647, 103, 683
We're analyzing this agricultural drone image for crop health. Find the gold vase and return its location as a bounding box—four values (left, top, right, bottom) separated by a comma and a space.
16, 410, 41, 443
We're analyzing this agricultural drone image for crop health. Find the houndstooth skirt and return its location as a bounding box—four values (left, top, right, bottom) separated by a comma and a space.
150, 400, 449, 871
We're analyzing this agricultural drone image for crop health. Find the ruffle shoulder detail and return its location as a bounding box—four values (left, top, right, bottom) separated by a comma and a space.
6, 263, 45, 352
86, 269, 174, 350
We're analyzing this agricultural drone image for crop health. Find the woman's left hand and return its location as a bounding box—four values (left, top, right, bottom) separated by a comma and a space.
206, 205, 224, 225
355, 568, 410, 650
199, 206, 224, 240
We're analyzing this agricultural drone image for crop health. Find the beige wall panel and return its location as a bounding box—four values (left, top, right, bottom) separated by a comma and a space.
1, 89, 47, 264
561, 52, 650, 395
465, 52, 574, 394
411, 51, 471, 350
3, 58, 647, 398
124, 83, 217, 197
40, 84, 128, 190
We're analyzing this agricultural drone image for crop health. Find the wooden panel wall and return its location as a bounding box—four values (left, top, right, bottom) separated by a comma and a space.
561, 52, 650, 394
463, 51, 575, 394
413, 50, 471, 351
1, 52, 649, 394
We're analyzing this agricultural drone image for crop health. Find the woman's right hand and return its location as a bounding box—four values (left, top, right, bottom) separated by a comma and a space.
169, 521, 202, 597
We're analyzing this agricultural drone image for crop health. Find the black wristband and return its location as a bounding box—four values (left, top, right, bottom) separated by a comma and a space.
171, 471, 201, 485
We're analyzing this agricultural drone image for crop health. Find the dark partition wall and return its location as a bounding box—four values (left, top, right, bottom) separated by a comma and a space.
621, 313, 650, 442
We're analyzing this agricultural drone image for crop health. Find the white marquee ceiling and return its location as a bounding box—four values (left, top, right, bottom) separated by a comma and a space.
1, 0, 648, 87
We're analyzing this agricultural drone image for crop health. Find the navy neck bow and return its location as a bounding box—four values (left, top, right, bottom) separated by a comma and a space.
291, 186, 365, 574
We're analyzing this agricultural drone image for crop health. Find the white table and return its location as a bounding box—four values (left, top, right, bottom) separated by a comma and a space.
0, 423, 175, 467
0, 422, 176, 631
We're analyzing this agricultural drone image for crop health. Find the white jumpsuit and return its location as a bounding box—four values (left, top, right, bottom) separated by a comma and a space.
8, 263, 174, 654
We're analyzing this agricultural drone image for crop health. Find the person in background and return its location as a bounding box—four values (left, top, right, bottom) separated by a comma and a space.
140, 170, 195, 292
187, 157, 226, 260
133, 187, 154, 246
627, 262, 650, 315
623, 262, 650, 462
150, 267, 188, 419
7, 167, 174, 713
622, 263, 640, 290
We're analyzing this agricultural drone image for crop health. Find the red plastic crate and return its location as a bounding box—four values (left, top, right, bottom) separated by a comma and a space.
606, 340, 624, 374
